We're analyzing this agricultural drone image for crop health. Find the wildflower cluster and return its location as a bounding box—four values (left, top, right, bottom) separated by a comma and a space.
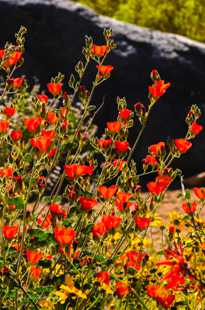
0, 27, 204, 310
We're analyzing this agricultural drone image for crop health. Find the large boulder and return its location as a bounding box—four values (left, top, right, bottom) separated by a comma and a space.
0, 0, 205, 177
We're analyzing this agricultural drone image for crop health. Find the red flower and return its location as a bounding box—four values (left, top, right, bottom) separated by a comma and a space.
41, 129, 56, 139
92, 44, 108, 57
10, 130, 23, 141
4, 51, 22, 67
135, 216, 151, 230
61, 119, 69, 130
182, 201, 197, 214
30, 136, 52, 152
79, 196, 97, 210
97, 138, 112, 148
0, 167, 13, 177
47, 111, 58, 124
9, 77, 24, 88
118, 108, 132, 120
92, 222, 107, 238
54, 226, 76, 245
193, 187, 205, 200
115, 141, 129, 153
64, 164, 94, 179
0, 120, 9, 133
107, 121, 122, 132
190, 122, 203, 135
174, 138, 192, 154
147, 175, 172, 195
115, 282, 129, 298
124, 250, 147, 271
48, 147, 57, 158
37, 176, 46, 189
26, 250, 42, 264
143, 155, 158, 166
101, 214, 122, 230
146, 285, 175, 309
149, 141, 165, 155
47, 83, 62, 96
98, 185, 118, 199
24, 116, 42, 133
0, 49, 5, 59
49, 203, 67, 218
3, 106, 16, 117
148, 80, 171, 98
96, 65, 113, 78
96, 271, 110, 285
2, 225, 18, 239
37, 94, 48, 103
30, 266, 42, 280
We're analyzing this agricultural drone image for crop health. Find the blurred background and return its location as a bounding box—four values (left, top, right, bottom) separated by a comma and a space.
73, 0, 205, 42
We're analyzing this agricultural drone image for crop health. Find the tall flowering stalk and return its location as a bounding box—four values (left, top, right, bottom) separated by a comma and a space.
0, 27, 204, 310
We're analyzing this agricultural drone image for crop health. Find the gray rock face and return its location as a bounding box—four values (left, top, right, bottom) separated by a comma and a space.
0, 0, 205, 177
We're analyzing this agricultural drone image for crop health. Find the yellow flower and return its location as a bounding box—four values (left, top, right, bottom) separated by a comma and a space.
38, 299, 54, 310
55, 291, 68, 304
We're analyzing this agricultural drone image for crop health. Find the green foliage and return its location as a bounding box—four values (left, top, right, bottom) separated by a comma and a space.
73, 0, 205, 42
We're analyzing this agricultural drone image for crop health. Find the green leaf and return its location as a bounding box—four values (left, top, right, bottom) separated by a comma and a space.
8, 197, 24, 210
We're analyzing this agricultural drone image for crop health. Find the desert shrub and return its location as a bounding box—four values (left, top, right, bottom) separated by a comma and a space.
73, 0, 205, 42
0, 27, 205, 310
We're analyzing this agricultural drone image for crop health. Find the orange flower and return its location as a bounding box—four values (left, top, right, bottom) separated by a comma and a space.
92, 44, 108, 57
79, 196, 97, 210
124, 251, 148, 271
2, 225, 18, 239
148, 80, 171, 98
24, 116, 42, 133
147, 175, 172, 195
47, 111, 58, 124
174, 138, 192, 153
113, 159, 127, 171
182, 201, 197, 214
26, 250, 42, 264
37, 94, 48, 103
10, 130, 23, 141
60, 107, 68, 118
96, 271, 110, 285
0, 120, 9, 133
92, 222, 107, 238
193, 187, 205, 200
54, 226, 76, 245
107, 121, 122, 132
115, 141, 129, 153
3, 106, 16, 117
135, 216, 151, 230
143, 155, 158, 166
30, 136, 52, 152
115, 282, 129, 298
98, 185, 118, 199
9, 77, 24, 88
0, 166, 13, 177
30, 266, 42, 280
64, 164, 94, 179
97, 138, 112, 148
47, 82, 62, 96
115, 191, 132, 211
37, 214, 52, 229
101, 214, 122, 230
146, 285, 175, 309
118, 108, 132, 120
49, 203, 67, 217
149, 141, 165, 155
190, 122, 203, 136
4, 51, 22, 68
96, 65, 114, 78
